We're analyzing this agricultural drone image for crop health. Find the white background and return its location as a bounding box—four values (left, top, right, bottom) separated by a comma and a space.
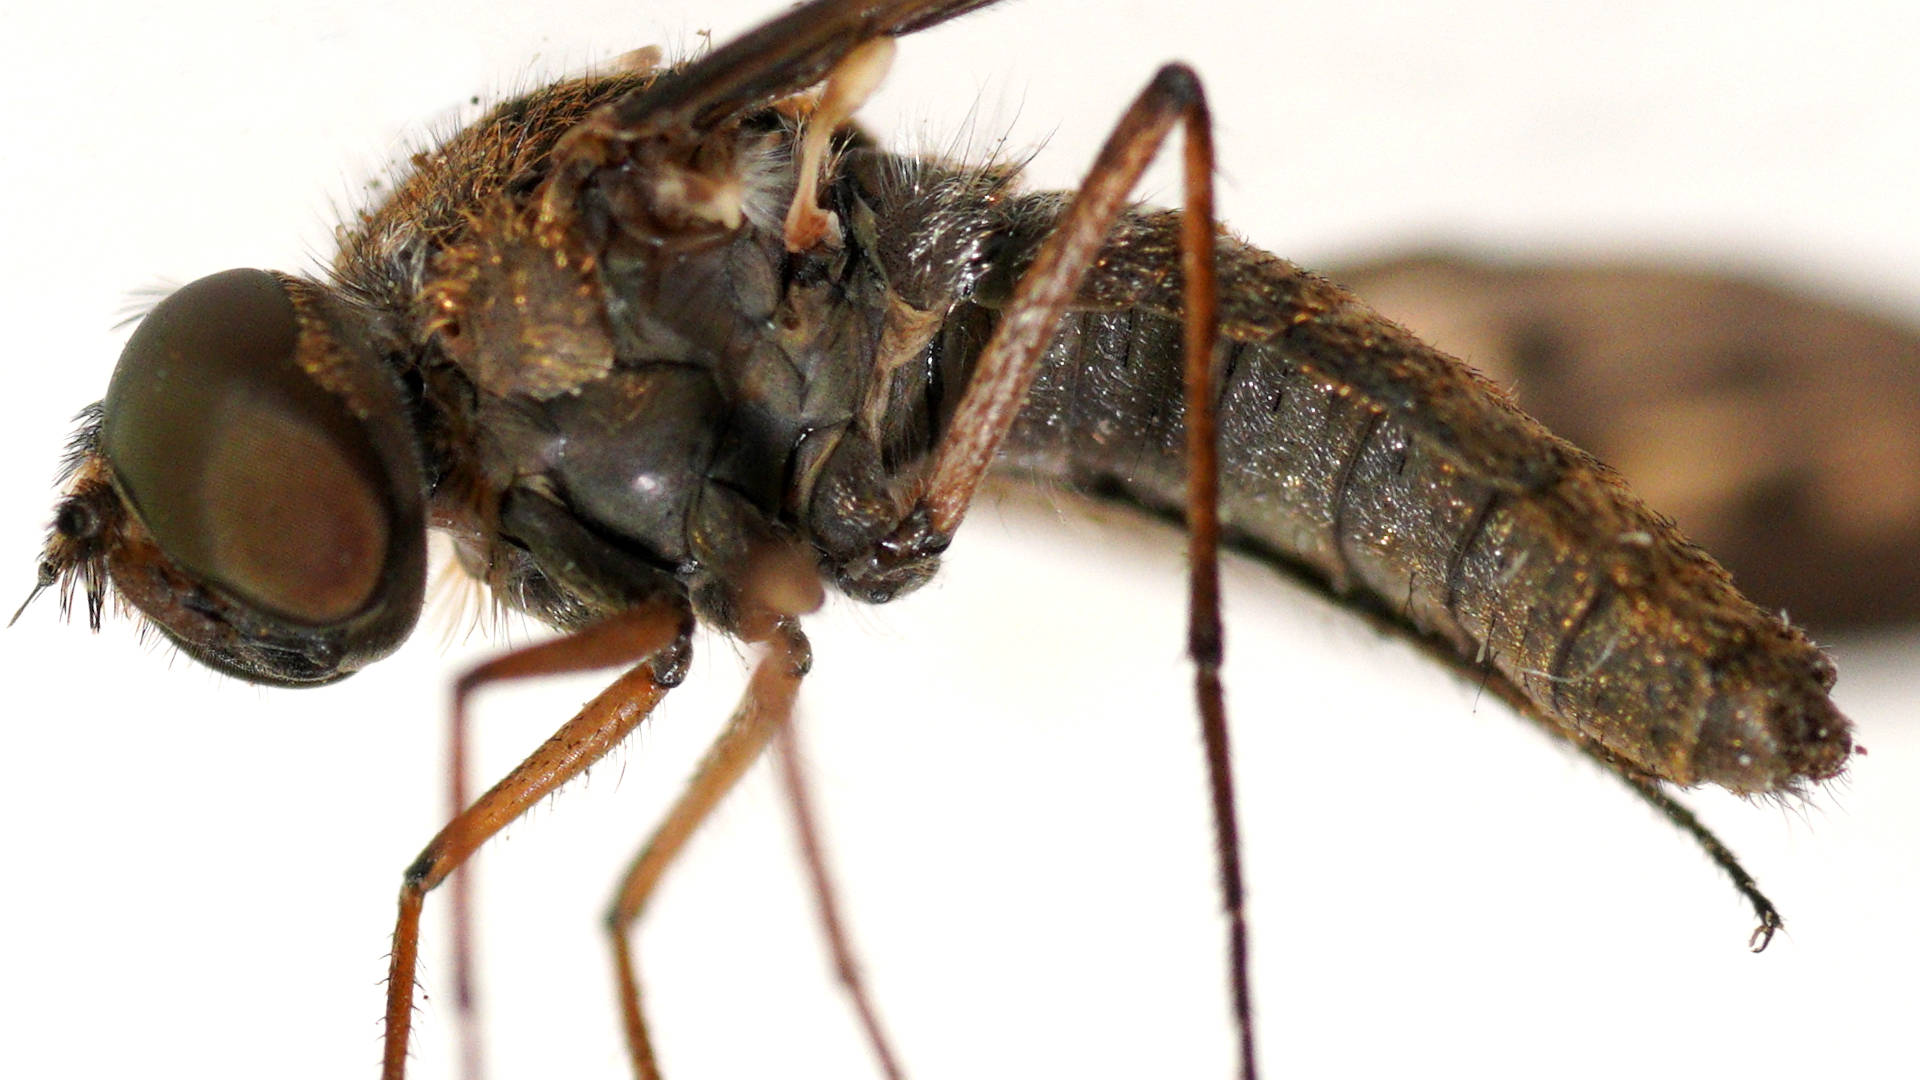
2, 2, 1916, 1078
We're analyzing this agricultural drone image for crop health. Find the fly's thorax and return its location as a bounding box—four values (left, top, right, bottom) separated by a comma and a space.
396, 93, 945, 630
333, 71, 659, 310
344, 71, 1015, 625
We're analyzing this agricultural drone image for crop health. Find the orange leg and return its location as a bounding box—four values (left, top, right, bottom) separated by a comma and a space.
381, 601, 691, 1080
605, 624, 905, 1080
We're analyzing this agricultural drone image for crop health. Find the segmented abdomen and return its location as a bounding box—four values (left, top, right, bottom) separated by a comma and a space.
983, 208, 1849, 795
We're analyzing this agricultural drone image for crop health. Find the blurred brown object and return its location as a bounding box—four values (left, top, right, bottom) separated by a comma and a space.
1335, 252, 1920, 634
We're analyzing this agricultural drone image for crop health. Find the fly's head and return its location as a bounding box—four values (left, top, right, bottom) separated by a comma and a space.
30, 269, 429, 686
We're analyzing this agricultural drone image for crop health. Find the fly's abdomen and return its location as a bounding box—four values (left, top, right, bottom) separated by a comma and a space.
986, 209, 1851, 795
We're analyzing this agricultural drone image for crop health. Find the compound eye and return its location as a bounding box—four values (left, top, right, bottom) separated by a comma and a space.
101, 268, 392, 626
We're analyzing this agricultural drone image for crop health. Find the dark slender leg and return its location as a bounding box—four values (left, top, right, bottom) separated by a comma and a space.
1169, 81, 1258, 1080
382, 602, 690, 1080
1497, 686, 1788, 951
867, 63, 1257, 1080
772, 707, 907, 1080
1610, 762, 1783, 950
605, 625, 835, 1080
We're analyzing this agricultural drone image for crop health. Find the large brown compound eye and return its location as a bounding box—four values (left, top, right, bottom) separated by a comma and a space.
101, 269, 407, 631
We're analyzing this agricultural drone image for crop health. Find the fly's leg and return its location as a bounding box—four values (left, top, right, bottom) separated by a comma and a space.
382, 601, 693, 1080
1168, 80, 1250, 1080
606, 624, 901, 1080
1487, 671, 1787, 949
1582, 742, 1785, 950
851, 65, 1256, 1080
1627, 778, 1784, 951
603, 632, 806, 1079
770, 693, 907, 1080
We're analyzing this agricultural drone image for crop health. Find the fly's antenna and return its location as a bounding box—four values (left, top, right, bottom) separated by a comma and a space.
8, 561, 58, 627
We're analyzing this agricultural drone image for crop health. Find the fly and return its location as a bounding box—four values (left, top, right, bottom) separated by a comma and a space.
13, 3, 1867, 1080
